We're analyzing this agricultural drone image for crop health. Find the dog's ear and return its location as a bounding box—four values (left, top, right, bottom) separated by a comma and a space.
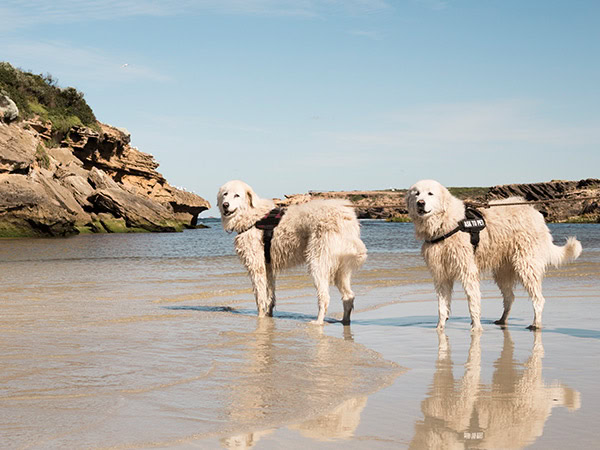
440, 184, 453, 213
246, 187, 257, 208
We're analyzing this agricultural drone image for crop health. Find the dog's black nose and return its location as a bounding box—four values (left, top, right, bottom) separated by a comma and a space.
222, 202, 229, 210
417, 200, 425, 207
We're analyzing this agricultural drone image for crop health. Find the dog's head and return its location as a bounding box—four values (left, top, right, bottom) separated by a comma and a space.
406, 179, 449, 220
217, 180, 258, 218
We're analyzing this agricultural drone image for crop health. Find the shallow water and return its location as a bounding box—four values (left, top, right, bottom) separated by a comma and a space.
1, 220, 599, 448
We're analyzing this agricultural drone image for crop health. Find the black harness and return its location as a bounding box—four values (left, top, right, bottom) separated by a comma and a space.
254, 208, 286, 264
426, 207, 486, 250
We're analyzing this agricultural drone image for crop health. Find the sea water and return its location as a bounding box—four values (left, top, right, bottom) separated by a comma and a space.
0, 220, 599, 448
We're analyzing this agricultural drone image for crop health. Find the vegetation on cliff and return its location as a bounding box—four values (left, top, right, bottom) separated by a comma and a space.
0, 62, 97, 133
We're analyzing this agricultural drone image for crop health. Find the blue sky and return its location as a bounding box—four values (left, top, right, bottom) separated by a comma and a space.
1, 1, 599, 216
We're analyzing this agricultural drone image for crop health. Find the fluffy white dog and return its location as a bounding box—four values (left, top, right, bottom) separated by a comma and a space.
217, 180, 367, 324
406, 179, 582, 331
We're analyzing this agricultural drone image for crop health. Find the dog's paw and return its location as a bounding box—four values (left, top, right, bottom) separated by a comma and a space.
309, 319, 325, 325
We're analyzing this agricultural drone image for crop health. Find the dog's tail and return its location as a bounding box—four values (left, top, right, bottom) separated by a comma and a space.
549, 237, 582, 267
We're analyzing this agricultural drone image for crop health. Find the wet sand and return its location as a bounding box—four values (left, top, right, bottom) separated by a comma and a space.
1, 230, 599, 449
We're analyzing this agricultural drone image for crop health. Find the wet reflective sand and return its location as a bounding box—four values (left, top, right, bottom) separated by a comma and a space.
1, 223, 599, 448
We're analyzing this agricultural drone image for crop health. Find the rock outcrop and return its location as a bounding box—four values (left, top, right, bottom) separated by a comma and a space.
280, 190, 409, 220
281, 180, 600, 223
486, 179, 600, 222
0, 120, 210, 237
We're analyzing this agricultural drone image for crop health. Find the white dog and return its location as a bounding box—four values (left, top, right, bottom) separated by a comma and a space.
406, 179, 582, 331
217, 180, 367, 324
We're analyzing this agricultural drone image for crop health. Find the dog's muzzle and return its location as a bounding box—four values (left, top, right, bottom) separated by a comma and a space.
416, 200, 430, 215
221, 202, 234, 217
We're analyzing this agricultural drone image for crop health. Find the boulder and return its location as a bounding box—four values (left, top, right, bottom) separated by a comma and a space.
0, 173, 77, 237
88, 188, 183, 232
0, 122, 36, 173
0, 93, 19, 123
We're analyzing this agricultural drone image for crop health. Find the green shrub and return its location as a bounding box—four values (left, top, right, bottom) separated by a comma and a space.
35, 144, 51, 169
49, 114, 83, 134
28, 101, 49, 120
0, 62, 97, 131
387, 215, 412, 223
448, 187, 489, 200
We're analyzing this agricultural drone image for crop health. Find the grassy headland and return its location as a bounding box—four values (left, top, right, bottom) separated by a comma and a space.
0, 62, 98, 133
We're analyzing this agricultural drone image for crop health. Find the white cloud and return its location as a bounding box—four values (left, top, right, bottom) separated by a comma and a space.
320, 100, 600, 152
0, 40, 170, 83
0, 0, 391, 30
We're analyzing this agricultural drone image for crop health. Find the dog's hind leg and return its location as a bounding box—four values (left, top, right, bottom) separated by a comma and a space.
434, 278, 453, 330
519, 268, 546, 330
335, 266, 355, 325
493, 265, 516, 326
461, 270, 483, 332
266, 268, 276, 317
309, 260, 331, 325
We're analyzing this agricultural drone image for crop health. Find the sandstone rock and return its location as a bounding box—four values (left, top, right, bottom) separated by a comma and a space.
0, 120, 211, 236
0, 122, 36, 173
487, 179, 600, 222
60, 173, 95, 211
88, 188, 182, 232
88, 166, 121, 190
0, 173, 77, 237
281, 190, 408, 220
165, 186, 210, 227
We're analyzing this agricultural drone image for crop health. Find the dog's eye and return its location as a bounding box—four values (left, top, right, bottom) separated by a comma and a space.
428, 192, 433, 196
414, 191, 420, 196
233, 194, 240, 198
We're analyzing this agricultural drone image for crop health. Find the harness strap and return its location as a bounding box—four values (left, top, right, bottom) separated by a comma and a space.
255, 208, 286, 264
427, 226, 461, 244
426, 207, 486, 251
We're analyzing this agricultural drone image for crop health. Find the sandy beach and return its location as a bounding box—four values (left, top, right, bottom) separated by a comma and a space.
1, 223, 599, 449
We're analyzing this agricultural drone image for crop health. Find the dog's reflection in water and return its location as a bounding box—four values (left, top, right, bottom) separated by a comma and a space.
410, 329, 580, 449
220, 321, 377, 449
222, 395, 368, 449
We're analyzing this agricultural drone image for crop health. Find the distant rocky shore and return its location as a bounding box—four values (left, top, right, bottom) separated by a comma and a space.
0, 119, 210, 237
280, 179, 600, 223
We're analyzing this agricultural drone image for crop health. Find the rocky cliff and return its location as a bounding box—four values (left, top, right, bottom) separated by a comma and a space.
281, 179, 600, 223
0, 119, 210, 237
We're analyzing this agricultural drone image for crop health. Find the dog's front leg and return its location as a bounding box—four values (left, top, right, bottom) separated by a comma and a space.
434, 278, 453, 330
248, 266, 271, 317
461, 271, 483, 332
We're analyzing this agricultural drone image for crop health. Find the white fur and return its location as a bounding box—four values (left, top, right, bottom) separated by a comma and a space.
217, 180, 367, 324
406, 179, 582, 331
